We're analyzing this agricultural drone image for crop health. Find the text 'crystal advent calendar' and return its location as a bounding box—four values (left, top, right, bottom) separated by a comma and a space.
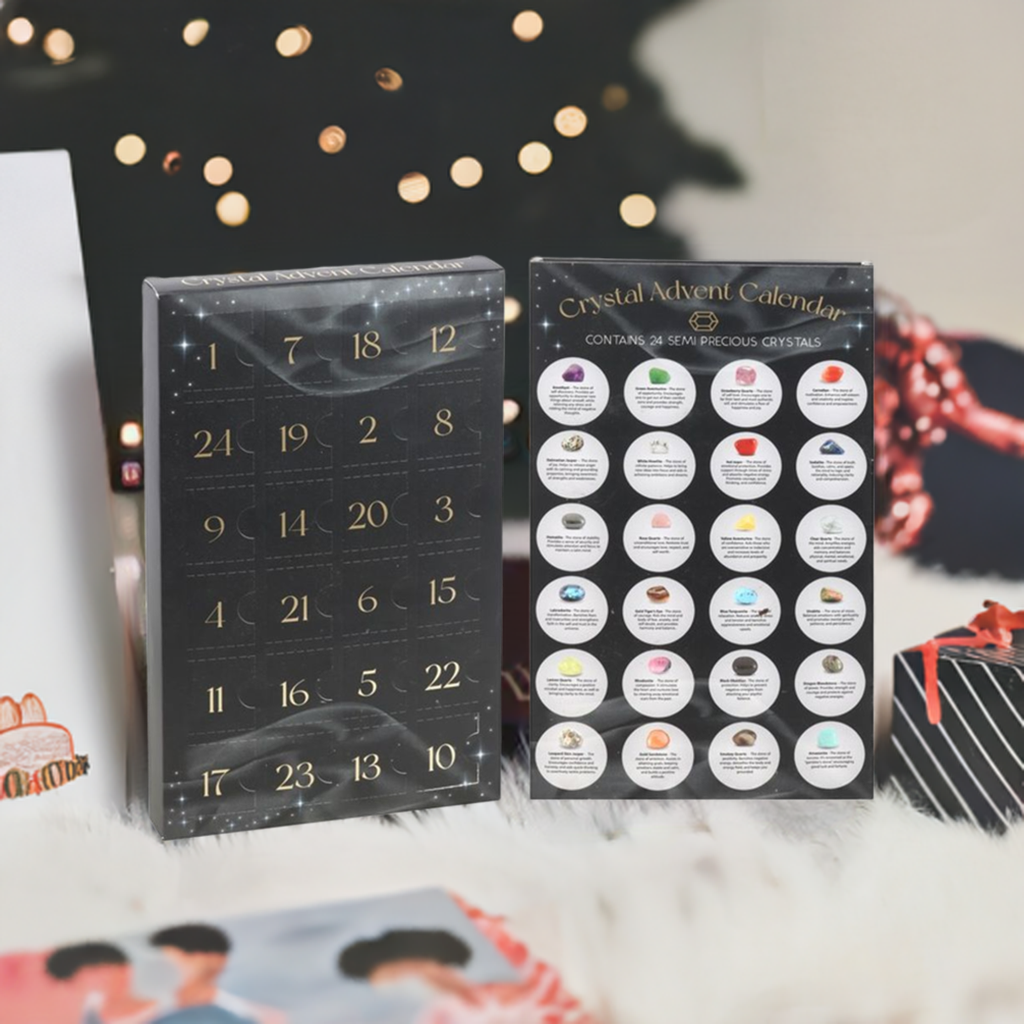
530, 259, 874, 800
144, 258, 504, 839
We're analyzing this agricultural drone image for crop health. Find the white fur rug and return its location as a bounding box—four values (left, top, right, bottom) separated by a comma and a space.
4, 768, 1024, 1024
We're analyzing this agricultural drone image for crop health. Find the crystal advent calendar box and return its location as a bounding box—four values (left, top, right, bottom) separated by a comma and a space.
530, 259, 874, 799
143, 257, 504, 838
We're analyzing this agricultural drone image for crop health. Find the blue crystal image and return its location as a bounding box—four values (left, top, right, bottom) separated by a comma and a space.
559, 584, 586, 602
734, 588, 758, 606
817, 727, 840, 749
819, 439, 845, 456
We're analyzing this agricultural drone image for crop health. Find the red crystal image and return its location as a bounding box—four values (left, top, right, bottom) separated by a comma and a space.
734, 437, 759, 457
821, 364, 844, 384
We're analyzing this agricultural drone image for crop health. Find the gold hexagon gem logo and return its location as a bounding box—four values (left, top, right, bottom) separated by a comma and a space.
689, 310, 719, 332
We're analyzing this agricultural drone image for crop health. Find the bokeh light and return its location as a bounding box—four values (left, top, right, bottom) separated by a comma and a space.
216, 191, 250, 226
42, 28, 74, 62
114, 134, 147, 166
602, 84, 630, 111
450, 156, 483, 188
203, 156, 233, 186
503, 296, 523, 323
6, 18, 33, 45
275, 25, 312, 57
554, 106, 587, 138
512, 10, 544, 41
162, 151, 183, 175
518, 142, 552, 175
375, 67, 403, 91
182, 19, 209, 46
502, 399, 522, 425
319, 126, 347, 154
397, 172, 430, 203
619, 193, 657, 228
120, 422, 143, 448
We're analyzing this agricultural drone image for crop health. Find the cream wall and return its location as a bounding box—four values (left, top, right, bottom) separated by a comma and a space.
642, 0, 1024, 344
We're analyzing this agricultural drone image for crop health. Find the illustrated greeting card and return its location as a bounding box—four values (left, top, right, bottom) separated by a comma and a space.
0, 889, 592, 1024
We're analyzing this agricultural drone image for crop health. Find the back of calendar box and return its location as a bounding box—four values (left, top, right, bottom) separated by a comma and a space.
530, 259, 873, 799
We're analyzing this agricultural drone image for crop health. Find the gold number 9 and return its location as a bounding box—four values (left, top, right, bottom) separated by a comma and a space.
204, 515, 226, 542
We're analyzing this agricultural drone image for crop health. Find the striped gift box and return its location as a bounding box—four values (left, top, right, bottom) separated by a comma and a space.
890, 633, 1024, 832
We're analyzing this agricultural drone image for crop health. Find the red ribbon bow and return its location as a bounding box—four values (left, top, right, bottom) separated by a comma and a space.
911, 601, 1024, 724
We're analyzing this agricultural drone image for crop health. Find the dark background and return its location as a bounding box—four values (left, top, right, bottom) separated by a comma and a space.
0, 0, 741, 511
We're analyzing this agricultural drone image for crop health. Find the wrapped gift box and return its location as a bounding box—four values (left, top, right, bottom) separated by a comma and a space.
889, 604, 1024, 832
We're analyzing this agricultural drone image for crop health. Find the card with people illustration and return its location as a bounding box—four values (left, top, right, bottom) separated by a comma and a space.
0, 888, 591, 1024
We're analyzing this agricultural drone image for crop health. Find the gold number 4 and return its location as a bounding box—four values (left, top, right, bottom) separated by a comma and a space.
205, 601, 225, 629
275, 762, 315, 791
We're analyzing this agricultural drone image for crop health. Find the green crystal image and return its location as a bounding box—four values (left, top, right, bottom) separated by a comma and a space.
648, 366, 671, 385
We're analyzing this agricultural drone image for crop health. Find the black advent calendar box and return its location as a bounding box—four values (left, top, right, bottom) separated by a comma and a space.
143, 257, 504, 838
530, 259, 874, 799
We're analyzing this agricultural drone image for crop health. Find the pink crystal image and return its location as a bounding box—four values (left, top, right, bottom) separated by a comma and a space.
735, 365, 757, 386
647, 656, 672, 674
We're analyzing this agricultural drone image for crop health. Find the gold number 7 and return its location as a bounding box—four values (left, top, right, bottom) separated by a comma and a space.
283, 335, 303, 365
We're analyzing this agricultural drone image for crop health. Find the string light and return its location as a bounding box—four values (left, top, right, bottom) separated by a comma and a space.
182, 19, 209, 46
554, 105, 587, 138
397, 172, 430, 203
602, 84, 630, 111
319, 126, 347, 154
503, 296, 522, 323
512, 10, 544, 41
203, 156, 233, 186
450, 156, 483, 188
375, 67, 403, 91
6, 17, 33, 45
275, 25, 311, 57
216, 191, 250, 226
42, 28, 74, 62
114, 134, 147, 166
518, 142, 552, 175
619, 193, 657, 228
120, 422, 143, 448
